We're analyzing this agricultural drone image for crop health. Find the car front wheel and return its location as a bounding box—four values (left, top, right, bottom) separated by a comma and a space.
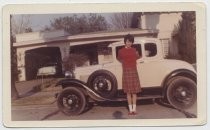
166, 76, 197, 110
57, 87, 86, 116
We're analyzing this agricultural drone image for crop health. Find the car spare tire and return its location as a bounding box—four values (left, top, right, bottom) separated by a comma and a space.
87, 70, 117, 99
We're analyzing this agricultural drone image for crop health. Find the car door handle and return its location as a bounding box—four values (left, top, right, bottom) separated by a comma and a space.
140, 61, 144, 63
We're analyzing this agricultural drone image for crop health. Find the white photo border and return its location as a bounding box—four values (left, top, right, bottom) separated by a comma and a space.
2, 3, 207, 127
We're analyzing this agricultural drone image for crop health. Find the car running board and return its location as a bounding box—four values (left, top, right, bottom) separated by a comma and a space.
96, 95, 163, 102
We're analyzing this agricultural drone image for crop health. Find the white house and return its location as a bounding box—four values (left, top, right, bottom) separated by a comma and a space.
14, 29, 157, 81
13, 12, 182, 81
141, 12, 182, 56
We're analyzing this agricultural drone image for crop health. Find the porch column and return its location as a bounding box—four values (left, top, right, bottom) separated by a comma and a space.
16, 49, 26, 81
59, 42, 70, 72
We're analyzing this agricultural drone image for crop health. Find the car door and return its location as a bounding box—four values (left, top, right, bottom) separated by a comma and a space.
137, 42, 163, 88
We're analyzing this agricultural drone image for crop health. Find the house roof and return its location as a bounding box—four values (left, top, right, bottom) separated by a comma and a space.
13, 29, 158, 48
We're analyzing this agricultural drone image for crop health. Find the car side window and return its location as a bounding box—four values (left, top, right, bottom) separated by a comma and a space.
115, 44, 142, 59
144, 43, 157, 57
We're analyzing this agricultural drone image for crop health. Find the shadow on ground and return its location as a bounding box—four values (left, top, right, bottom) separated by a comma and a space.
112, 111, 125, 119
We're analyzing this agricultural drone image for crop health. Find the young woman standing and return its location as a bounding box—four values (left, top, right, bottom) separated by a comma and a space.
118, 34, 141, 115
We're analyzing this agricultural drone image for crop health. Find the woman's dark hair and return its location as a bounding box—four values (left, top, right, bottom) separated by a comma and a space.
124, 34, 134, 44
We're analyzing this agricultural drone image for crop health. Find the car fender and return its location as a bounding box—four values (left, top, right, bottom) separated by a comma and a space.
56, 78, 110, 101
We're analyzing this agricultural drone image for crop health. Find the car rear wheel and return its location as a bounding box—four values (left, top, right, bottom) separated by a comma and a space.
57, 87, 86, 116
166, 76, 197, 110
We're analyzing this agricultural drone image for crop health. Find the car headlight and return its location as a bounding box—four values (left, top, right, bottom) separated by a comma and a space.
65, 71, 74, 78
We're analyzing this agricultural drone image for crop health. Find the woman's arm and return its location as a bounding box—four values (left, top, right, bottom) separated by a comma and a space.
135, 49, 141, 59
117, 50, 122, 63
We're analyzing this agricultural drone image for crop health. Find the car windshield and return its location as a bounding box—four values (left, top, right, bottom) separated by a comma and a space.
98, 46, 113, 64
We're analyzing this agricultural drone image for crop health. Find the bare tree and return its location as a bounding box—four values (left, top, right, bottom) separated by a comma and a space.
11, 14, 33, 39
46, 14, 108, 35
10, 15, 33, 99
110, 13, 134, 30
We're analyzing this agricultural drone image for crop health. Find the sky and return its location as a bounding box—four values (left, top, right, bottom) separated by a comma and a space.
12, 13, 114, 31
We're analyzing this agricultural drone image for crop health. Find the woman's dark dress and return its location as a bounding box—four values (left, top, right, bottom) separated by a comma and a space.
118, 47, 141, 94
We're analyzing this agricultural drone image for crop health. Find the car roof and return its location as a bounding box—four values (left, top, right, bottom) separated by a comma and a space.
109, 37, 159, 47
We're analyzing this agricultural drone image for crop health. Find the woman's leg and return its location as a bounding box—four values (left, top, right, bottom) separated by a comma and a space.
127, 93, 132, 112
132, 94, 137, 112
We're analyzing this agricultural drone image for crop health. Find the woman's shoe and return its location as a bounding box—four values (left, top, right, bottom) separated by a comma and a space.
128, 112, 133, 115
132, 111, 137, 115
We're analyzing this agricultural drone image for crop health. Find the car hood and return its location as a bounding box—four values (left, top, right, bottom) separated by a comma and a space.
74, 64, 103, 73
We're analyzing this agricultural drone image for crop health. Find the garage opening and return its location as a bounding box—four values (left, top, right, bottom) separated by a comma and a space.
25, 47, 62, 80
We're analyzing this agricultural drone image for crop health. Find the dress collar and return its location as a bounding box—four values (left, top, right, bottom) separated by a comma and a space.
125, 46, 131, 49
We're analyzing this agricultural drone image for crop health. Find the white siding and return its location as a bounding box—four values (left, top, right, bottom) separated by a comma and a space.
141, 12, 182, 57
141, 13, 182, 39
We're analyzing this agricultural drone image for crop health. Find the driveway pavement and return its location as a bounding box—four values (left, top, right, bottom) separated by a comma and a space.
16, 79, 49, 95
12, 78, 197, 121
13, 78, 61, 105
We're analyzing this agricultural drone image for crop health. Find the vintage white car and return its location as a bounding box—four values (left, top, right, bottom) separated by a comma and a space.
56, 37, 196, 116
